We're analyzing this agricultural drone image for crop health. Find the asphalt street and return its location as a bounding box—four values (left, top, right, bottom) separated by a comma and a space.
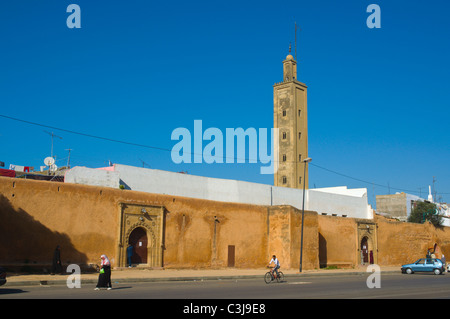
2, 272, 450, 299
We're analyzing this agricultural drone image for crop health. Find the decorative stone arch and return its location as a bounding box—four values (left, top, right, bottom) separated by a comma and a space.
356, 221, 378, 265
117, 202, 165, 268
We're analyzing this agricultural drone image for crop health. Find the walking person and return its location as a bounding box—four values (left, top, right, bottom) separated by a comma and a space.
51, 245, 62, 275
95, 255, 112, 290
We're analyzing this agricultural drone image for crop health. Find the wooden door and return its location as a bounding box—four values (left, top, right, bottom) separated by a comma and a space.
228, 245, 235, 267
129, 227, 148, 264
361, 237, 368, 264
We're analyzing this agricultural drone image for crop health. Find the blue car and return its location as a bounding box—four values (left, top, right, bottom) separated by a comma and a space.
401, 258, 445, 275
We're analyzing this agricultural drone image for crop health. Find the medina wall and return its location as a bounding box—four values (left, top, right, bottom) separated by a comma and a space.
5, 175, 450, 272
317, 213, 450, 269
318, 215, 359, 268
375, 215, 450, 265
0, 176, 319, 271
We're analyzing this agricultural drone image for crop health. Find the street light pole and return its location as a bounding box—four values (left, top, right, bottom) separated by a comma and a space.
299, 157, 312, 272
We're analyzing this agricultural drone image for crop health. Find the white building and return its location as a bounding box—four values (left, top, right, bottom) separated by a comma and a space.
64, 164, 374, 220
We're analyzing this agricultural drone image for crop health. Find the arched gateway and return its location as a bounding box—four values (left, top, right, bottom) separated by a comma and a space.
117, 203, 165, 268
129, 227, 148, 264
357, 222, 377, 265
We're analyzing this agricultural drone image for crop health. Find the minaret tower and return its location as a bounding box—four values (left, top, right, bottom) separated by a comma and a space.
273, 45, 309, 189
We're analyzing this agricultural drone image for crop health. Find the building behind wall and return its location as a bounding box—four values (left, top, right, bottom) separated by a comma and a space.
65, 164, 374, 220
376, 193, 421, 221
376, 192, 450, 226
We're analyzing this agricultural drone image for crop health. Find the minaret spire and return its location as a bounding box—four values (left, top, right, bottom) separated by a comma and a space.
295, 22, 299, 61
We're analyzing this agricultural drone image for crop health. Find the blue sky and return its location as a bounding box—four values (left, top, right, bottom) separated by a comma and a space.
0, 0, 449, 207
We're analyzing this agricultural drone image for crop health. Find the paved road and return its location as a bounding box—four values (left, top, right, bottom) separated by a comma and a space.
2, 272, 450, 300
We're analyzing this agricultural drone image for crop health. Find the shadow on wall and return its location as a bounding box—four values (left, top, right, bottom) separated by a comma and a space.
319, 233, 327, 268
0, 194, 88, 273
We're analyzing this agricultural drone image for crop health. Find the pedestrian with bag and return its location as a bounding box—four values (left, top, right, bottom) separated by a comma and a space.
95, 255, 112, 290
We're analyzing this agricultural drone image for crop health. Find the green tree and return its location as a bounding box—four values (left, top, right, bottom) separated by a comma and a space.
408, 201, 442, 227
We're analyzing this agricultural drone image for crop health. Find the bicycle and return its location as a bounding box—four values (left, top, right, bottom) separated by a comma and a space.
264, 268, 284, 284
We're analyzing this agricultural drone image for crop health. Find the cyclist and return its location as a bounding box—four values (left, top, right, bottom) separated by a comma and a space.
268, 255, 280, 279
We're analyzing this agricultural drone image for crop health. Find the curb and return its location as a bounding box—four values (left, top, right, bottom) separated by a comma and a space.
3, 270, 400, 287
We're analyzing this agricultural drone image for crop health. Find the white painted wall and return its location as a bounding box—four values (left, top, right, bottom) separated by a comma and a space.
64, 164, 374, 219
114, 164, 273, 206
308, 188, 373, 219
64, 166, 120, 188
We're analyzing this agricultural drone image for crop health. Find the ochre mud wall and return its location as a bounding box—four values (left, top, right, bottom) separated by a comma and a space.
0, 177, 318, 271
5, 176, 449, 272
318, 215, 357, 268
318, 213, 450, 268
267, 206, 319, 271
376, 215, 450, 265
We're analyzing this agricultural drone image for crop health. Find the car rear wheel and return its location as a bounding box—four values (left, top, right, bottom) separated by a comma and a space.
405, 268, 413, 274
434, 268, 442, 275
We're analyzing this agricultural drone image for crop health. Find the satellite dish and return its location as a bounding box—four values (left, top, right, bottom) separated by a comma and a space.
44, 157, 55, 166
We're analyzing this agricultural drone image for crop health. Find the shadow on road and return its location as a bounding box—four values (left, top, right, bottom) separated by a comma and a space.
0, 288, 28, 295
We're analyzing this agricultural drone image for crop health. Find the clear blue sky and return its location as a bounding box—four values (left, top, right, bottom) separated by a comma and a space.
1, 0, 449, 207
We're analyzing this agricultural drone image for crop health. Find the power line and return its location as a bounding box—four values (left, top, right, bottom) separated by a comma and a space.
0, 114, 287, 163
310, 163, 450, 195
0, 114, 171, 152
1, 113, 448, 196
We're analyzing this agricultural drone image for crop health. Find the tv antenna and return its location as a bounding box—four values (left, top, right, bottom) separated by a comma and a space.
139, 158, 151, 168
44, 131, 62, 158
65, 149, 73, 169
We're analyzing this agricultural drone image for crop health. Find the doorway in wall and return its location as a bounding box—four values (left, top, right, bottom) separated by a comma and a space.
357, 222, 377, 266
361, 236, 369, 264
228, 245, 235, 267
129, 227, 148, 264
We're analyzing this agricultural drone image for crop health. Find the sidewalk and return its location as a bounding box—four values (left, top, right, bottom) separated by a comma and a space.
3, 265, 400, 287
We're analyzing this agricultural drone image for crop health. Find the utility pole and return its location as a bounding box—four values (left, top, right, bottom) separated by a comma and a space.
432, 176, 437, 203
299, 157, 312, 272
